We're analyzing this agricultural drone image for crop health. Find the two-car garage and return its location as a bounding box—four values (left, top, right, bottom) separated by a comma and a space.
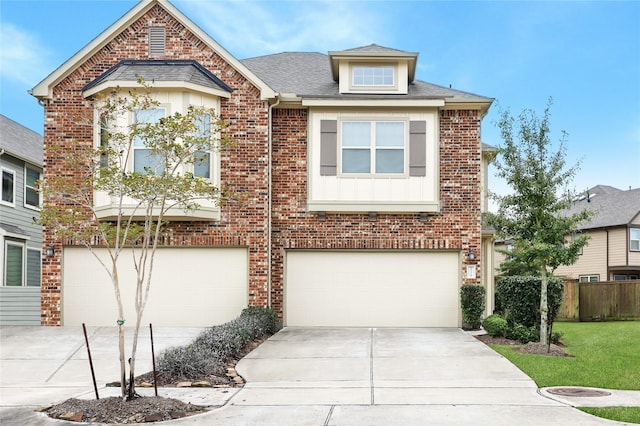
285, 251, 461, 327
61, 247, 461, 328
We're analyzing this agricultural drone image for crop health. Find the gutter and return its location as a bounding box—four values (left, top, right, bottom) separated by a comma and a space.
267, 94, 281, 309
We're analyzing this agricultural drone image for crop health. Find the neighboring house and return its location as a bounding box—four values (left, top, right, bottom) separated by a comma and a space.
555, 185, 640, 282
0, 114, 44, 325
494, 185, 640, 282
30, 0, 494, 327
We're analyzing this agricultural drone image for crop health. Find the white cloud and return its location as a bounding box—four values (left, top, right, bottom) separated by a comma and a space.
177, 0, 382, 58
0, 22, 51, 86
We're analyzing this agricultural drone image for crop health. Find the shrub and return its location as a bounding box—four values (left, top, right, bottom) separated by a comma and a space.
157, 306, 278, 380
482, 314, 508, 337
496, 275, 564, 329
460, 285, 486, 330
506, 323, 538, 343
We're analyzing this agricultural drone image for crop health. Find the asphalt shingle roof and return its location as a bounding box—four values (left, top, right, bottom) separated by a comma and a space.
241, 51, 490, 101
83, 60, 233, 93
564, 185, 640, 229
0, 114, 43, 165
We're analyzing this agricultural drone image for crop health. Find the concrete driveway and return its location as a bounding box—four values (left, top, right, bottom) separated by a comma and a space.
1, 326, 629, 425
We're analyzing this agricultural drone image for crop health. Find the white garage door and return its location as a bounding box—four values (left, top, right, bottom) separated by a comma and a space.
62, 247, 248, 327
286, 251, 460, 327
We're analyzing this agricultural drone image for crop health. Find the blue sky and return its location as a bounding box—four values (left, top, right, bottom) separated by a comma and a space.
1, 0, 639, 199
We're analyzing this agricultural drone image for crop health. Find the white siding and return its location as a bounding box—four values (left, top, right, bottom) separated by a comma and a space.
308, 109, 439, 212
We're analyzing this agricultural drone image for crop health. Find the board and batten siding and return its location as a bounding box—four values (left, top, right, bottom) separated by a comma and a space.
307, 109, 439, 212
0, 154, 42, 325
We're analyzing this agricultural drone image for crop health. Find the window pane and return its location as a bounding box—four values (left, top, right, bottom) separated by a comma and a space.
27, 249, 41, 287
631, 229, 640, 251
342, 149, 370, 173
2, 171, 14, 203
376, 122, 404, 147
194, 152, 210, 178
26, 187, 39, 207
353, 66, 394, 86
376, 149, 404, 173
26, 168, 39, 186
134, 149, 164, 173
342, 122, 370, 147
134, 108, 164, 147
5, 244, 23, 286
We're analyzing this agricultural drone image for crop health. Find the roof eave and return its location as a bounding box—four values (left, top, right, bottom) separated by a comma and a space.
83, 80, 232, 99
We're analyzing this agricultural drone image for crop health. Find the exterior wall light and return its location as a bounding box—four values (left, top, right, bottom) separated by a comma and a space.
46, 245, 55, 256
468, 249, 476, 261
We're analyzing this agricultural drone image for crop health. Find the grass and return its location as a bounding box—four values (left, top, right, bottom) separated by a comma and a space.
490, 321, 640, 390
579, 407, 640, 424
489, 321, 640, 424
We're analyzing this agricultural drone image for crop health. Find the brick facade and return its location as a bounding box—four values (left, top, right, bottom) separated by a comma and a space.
41, 5, 270, 325
39, 3, 484, 326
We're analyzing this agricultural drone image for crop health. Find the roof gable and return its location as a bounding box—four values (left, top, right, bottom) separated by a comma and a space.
30, 0, 274, 101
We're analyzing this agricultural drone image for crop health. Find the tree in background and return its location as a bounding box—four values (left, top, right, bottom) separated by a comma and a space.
487, 99, 591, 345
39, 80, 232, 400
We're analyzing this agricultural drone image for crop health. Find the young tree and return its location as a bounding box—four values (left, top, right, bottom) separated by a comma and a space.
39, 80, 231, 400
487, 99, 591, 345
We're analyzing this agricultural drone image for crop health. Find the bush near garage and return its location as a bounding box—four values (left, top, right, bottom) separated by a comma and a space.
495, 275, 564, 343
156, 306, 278, 380
460, 284, 486, 330
482, 314, 508, 337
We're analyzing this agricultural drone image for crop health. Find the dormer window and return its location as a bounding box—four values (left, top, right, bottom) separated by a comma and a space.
352, 66, 394, 87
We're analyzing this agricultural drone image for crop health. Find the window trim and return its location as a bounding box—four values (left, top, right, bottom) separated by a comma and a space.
578, 274, 599, 283
1, 168, 16, 207
24, 165, 41, 210
338, 119, 408, 177
348, 63, 399, 93
4, 240, 25, 286
630, 228, 640, 252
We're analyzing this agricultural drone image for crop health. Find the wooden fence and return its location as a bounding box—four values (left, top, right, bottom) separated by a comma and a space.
558, 280, 640, 321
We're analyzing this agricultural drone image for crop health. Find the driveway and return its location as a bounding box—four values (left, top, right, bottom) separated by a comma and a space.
1, 326, 628, 425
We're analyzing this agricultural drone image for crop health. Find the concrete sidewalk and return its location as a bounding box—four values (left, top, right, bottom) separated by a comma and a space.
1, 326, 638, 425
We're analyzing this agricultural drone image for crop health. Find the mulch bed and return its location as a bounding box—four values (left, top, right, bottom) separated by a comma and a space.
42, 338, 268, 424
474, 334, 572, 357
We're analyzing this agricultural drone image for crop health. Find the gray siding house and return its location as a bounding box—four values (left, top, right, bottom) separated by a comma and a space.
0, 114, 43, 325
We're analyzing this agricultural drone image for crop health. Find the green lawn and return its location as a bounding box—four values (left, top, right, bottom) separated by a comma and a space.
489, 321, 640, 424
579, 407, 640, 424
490, 321, 640, 390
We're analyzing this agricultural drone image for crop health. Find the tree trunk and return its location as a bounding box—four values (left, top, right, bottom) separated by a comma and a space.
539, 269, 549, 345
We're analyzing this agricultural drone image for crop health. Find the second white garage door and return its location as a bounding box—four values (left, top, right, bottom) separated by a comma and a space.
285, 250, 460, 327
62, 247, 248, 327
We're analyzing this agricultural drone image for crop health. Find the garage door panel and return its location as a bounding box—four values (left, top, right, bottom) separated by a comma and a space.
286, 251, 459, 327
62, 247, 248, 327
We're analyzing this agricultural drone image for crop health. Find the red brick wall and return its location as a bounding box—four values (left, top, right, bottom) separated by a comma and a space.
269, 108, 482, 318
40, 4, 483, 326
40, 5, 269, 325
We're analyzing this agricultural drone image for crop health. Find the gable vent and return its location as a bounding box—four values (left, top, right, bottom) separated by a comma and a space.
149, 26, 166, 56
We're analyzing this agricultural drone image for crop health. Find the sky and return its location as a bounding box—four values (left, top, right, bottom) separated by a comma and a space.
1, 0, 639, 202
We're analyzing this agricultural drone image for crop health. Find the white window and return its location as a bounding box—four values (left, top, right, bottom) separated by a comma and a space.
1, 169, 15, 206
630, 228, 640, 251
193, 113, 212, 179
353, 66, 394, 87
579, 275, 599, 283
133, 107, 166, 174
24, 166, 41, 209
341, 121, 404, 174
2, 241, 40, 287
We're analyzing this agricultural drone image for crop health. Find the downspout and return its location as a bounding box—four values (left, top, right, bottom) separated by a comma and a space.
267, 94, 281, 308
